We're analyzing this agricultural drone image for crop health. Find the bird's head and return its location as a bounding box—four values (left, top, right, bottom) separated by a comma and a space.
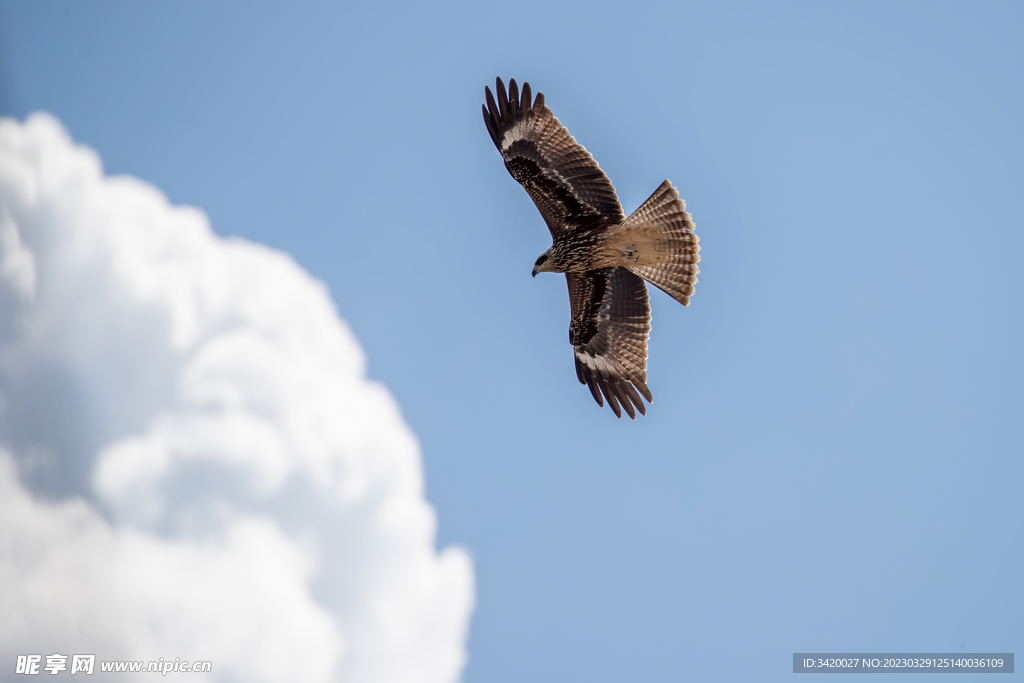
532, 250, 554, 277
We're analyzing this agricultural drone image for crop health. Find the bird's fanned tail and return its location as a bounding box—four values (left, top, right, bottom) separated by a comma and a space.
624, 180, 700, 306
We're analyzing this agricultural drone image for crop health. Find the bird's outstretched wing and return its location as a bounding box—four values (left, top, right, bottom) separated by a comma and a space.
483, 77, 624, 236
567, 268, 652, 419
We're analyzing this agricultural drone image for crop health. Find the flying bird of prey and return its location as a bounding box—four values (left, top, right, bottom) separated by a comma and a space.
483, 77, 700, 419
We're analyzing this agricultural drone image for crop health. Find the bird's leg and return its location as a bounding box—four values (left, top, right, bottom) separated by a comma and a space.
620, 244, 639, 263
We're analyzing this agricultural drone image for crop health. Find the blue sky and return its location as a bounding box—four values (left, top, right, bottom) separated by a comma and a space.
1, 1, 1021, 681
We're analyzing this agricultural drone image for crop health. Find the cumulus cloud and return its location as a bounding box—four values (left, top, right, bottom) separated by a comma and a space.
0, 114, 473, 682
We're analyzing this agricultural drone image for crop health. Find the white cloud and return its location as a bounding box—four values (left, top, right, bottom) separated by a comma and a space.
0, 114, 473, 682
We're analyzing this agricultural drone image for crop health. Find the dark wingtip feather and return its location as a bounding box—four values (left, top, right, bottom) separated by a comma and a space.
483, 85, 506, 150
508, 79, 519, 116
611, 381, 636, 419
484, 85, 499, 122
621, 382, 647, 416
482, 103, 499, 147
534, 91, 545, 109
598, 380, 623, 419
521, 82, 532, 111
495, 77, 508, 120
635, 380, 653, 404
580, 365, 604, 407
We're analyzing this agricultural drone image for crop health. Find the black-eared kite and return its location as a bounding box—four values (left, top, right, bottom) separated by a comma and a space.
483, 77, 701, 419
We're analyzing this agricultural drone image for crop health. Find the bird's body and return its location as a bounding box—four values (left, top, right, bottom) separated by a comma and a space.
483, 77, 700, 418
535, 220, 680, 275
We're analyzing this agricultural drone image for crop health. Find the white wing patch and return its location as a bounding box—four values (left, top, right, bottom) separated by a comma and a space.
501, 122, 529, 152
575, 350, 622, 376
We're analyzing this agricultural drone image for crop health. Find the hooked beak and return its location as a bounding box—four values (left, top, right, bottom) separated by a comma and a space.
532, 266, 538, 278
